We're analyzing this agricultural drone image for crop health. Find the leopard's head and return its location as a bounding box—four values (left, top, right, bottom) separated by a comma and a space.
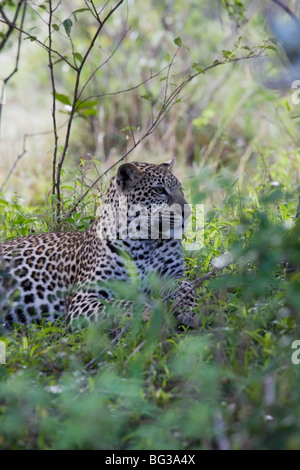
112, 159, 190, 240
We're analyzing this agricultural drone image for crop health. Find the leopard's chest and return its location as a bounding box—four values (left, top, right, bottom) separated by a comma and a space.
77, 237, 183, 283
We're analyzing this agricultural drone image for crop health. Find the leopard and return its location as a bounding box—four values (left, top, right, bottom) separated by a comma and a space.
0, 158, 197, 330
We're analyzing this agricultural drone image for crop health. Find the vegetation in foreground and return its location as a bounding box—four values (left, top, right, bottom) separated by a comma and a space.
1, 163, 300, 450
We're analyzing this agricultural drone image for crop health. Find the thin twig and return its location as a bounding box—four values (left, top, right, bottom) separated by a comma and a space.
3, 1, 26, 84
163, 46, 179, 105
84, 0, 100, 22
48, 0, 59, 212
0, 134, 27, 193
77, 25, 130, 104
0, 1, 27, 136
0, 122, 69, 193
77, 62, 177, 109
270, 0, 300, 23
54, 0, 125, 216
128, 116, 136, 146
0, 0, 22, 53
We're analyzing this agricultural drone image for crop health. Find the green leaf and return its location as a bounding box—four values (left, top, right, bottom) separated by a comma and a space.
81, 108, 98, 116
140, 94, 153, 101
222, 49, 232, 58
174, 36, 182, 47
260, 188, 283, 204
266, 45, 277, 52
72, 8, 89, 21
73, 8, 90, 13
22, 218, 36, 226
192, 63, 204, 73
52, 24, 59, 32
24, 36, 37, 42
74, 52, 83, 63
73, 7, 89, 21
22, 336, 28, 351
286, 100, 291, 111
53, 55, 69, 66
63, 18, 73, 37
55, 93, 71, 106
75, 99, 99, 117
75, 99, 98, 111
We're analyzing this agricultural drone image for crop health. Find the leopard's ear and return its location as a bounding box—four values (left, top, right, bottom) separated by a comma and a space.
159, 157, 175, 171
115, 163, 144, 193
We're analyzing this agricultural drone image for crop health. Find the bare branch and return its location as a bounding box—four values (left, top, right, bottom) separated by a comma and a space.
77, 62, 176, 109
77, 24, 130, 104
0, 0, 22, 53
270, 0, 300, 23
48, 0, 59, 210
53, 0, 125, 216
0, 121, 69, 193
0, 135, 27, 194
2, 2, 26, 84
0, 1, 27, 136
0, 18, 77, 70
84, 0, 100, 22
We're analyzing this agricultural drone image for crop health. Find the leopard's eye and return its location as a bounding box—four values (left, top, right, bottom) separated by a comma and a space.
153, 186, 168, 196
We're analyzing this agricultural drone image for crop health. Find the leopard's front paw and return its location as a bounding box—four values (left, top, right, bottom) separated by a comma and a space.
176, 311, 200, 329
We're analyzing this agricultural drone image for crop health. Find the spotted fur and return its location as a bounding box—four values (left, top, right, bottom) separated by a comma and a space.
0, 160, 197, 329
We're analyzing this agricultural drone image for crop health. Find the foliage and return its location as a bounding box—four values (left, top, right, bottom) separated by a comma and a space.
1, 161, 300, 449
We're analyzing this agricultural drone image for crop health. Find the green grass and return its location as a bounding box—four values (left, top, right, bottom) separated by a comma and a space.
1, 169, 300, 450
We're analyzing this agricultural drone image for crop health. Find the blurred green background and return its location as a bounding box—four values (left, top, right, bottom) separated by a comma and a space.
1, 0, 299, 204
